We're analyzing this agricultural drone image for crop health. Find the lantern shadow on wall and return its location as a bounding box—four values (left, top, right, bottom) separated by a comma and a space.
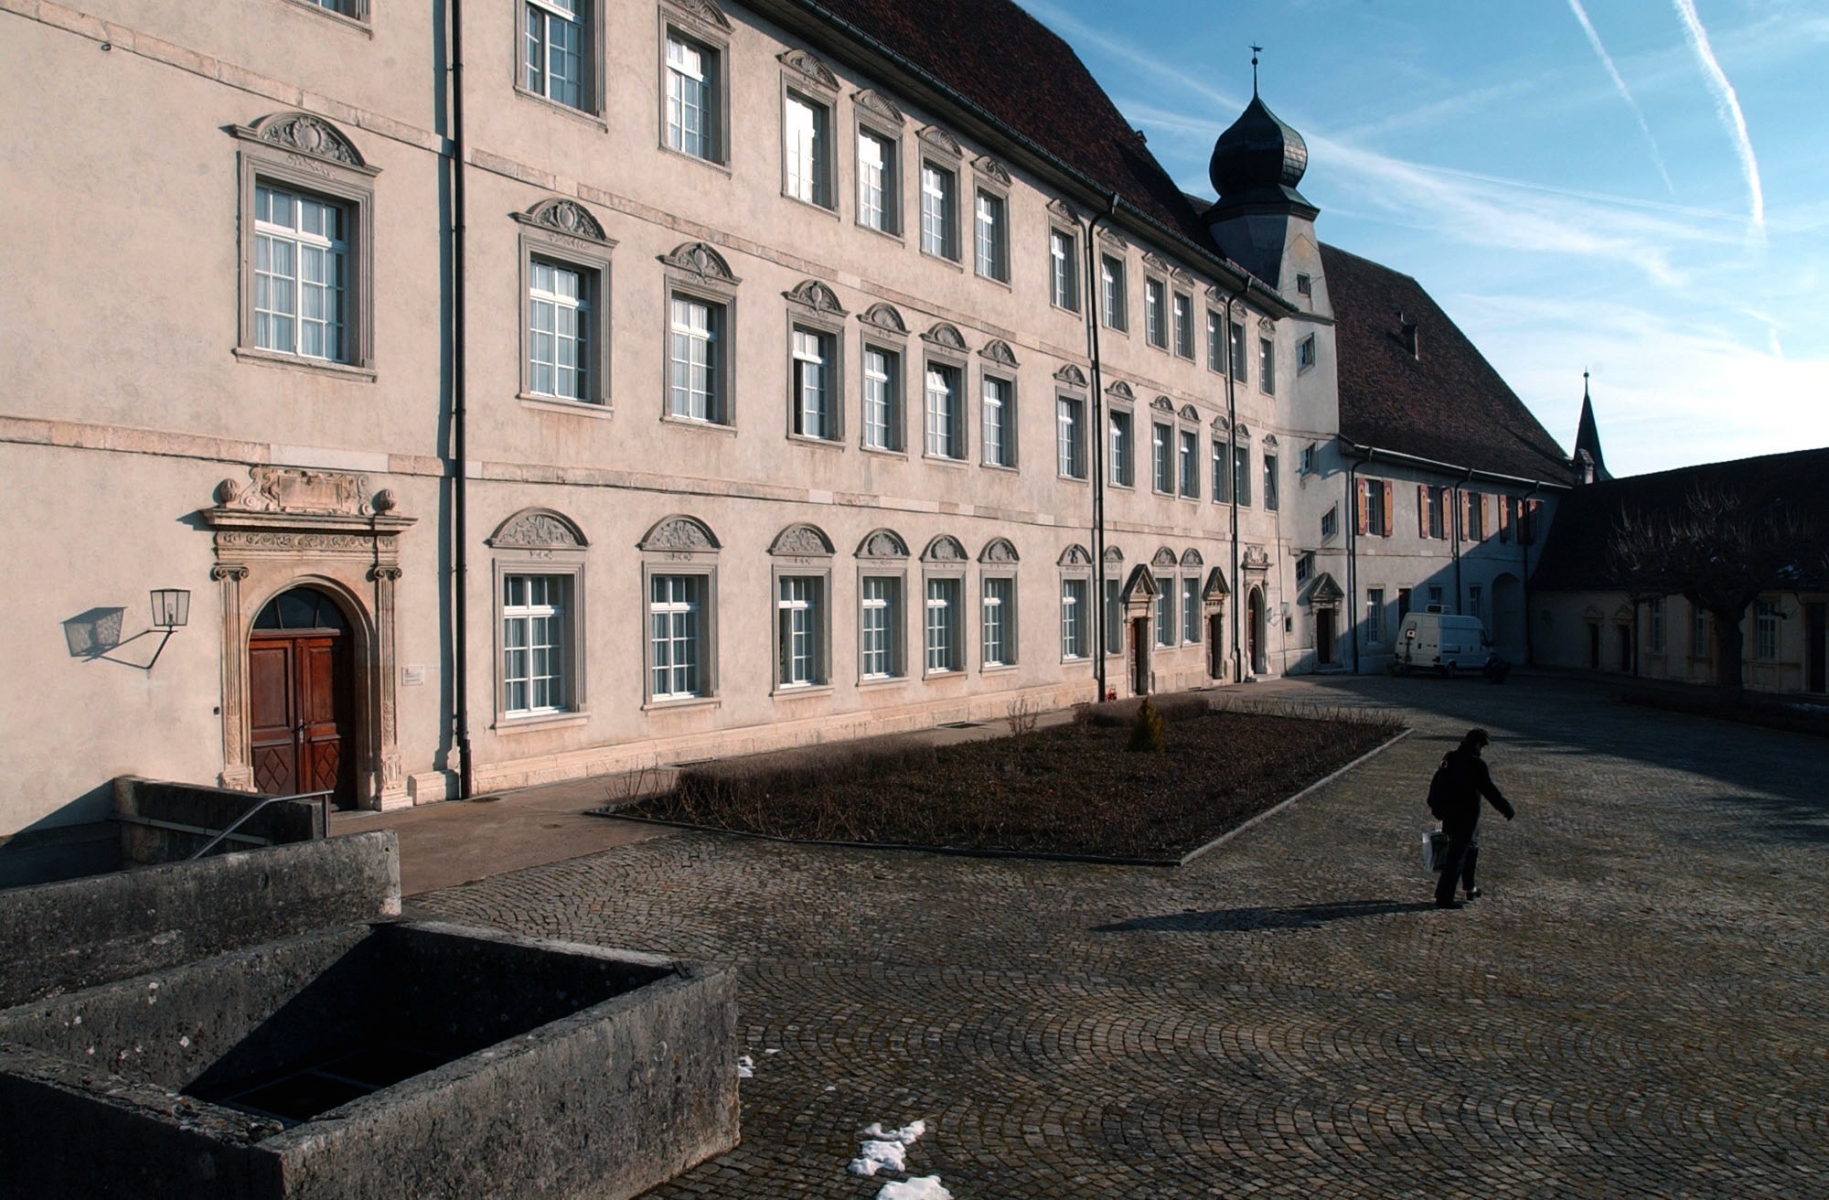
62, 590, 190, 670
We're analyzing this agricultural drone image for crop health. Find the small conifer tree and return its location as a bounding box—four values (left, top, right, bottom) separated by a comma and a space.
1127, 696, 1167, 753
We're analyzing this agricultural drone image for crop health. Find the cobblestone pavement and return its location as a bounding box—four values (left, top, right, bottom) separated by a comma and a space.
413, 675, 1829, 1198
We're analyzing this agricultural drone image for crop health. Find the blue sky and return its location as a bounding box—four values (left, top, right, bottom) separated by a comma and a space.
1018, 0, 1829, 478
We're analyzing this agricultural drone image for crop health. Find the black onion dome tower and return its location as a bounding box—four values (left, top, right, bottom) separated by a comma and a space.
1202, 60, 1319, 289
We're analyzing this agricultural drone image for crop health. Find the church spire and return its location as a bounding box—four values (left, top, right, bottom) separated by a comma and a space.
1572, 372, 1611, 483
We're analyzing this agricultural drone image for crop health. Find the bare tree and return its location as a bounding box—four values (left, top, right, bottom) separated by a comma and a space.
1609, 485, 1818, 693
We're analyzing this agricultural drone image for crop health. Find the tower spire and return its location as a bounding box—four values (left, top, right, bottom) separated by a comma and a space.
1573, 371, 1611, 483
1251, 44, 1262, 96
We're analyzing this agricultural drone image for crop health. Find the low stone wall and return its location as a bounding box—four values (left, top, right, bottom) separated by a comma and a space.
0, 830, 400, 1009
114, 776, 324, 865
0, 922, 739, 1200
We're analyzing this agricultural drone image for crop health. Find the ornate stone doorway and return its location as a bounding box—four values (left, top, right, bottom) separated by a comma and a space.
249, 588, 357, 808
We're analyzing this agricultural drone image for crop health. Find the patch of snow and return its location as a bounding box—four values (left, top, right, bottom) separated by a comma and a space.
764, 1047, 780, 1054
875, 1177, 952, 1200
848, 1120, 927, 1177
736, 1055, 754, 1079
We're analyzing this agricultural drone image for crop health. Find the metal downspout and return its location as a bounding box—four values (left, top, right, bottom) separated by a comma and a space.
1084, 194, 1119, 701
1521, 481, 1541, 667
1223, 284, 1246, 681
449, 0, 472, 799
1453, 466, 1473, 613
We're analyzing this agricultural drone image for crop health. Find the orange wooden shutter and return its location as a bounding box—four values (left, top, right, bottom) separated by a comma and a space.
1416, 485, 1428, 537
1357, 478, 1369, 535
1382, 481, 1394, 538
1499, 496, 1512, 542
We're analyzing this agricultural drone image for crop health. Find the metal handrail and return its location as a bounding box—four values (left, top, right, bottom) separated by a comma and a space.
188, 789, 334, 861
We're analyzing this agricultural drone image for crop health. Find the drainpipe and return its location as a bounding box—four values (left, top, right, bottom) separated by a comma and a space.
449, 0, 472, 799
1222, 284, 1246, 681
1347, 452, 1360, 673
1452, 466, 1473, 613
1521, 480, 1541, 668
1084, 193, 1119, 702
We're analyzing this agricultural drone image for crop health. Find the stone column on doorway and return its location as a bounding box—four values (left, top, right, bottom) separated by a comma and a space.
369, 563, 409, 809
211, 562, 255, 791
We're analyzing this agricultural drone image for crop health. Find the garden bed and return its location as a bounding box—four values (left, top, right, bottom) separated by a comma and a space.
617, 698, 1403, 861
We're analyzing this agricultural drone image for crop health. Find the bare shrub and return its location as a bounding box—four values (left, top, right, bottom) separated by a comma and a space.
1127, 697, 1167, 753
1005, 695, 1040, 736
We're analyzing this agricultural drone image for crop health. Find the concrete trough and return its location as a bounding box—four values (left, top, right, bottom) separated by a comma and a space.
0, 921, 739, 1200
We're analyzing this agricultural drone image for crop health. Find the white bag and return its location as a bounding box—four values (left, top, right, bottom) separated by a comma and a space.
1421, 829, 1449, 874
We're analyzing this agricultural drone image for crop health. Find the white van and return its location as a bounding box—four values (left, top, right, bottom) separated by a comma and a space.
1395, 611, 1491, 676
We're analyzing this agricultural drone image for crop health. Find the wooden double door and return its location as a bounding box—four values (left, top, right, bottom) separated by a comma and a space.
249, 589, 356, 808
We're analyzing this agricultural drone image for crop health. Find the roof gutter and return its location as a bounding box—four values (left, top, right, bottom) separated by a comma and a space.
1339, 440, 1571, 492
746, 0, 1298, 318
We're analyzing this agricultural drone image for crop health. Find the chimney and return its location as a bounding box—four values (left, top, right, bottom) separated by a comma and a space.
1398, 311, 1419, 359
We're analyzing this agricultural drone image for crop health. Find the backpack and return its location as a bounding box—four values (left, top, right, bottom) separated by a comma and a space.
1425, 755, 1455, 819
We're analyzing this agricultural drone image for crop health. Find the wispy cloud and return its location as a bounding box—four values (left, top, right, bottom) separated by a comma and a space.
1565, 0, 1676, 194
1671, 0, 1766, 235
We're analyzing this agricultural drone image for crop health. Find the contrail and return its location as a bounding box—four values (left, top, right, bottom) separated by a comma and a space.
1566, 0, 1676, 195
1671, 0, 1765, 235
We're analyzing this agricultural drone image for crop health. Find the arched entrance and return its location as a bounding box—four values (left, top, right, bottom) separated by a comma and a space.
248, 587, 357, 809
1246, 588, 1267, 677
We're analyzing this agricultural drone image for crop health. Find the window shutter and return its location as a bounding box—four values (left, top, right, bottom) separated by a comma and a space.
1382, 481, 1394, 538
1416, 485, 1428, 537
1459, 491, 1470, 539
1499, 496, 1512, 543
1356, 479, 1369, 536
1524, 498, 1541, 545
1477, 493, 1489, 539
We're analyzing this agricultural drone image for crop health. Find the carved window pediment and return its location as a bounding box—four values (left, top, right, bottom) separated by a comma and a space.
1047, 197, 1079, 223
1151, 547, 1179, 569
1211, 414, 1231, 432
979, 339, 1019, 368
786, 278, 847, 316
1103, 545, 1125, 565
1179, 405, 1200, 423
516, 198, 611, 245
239, 112, 371, 171
779, 48, 838, 91
856, 528, 910, 560
921, 534, 968, 563
918, 125, 961, 157
1262, 433, 1279, 447
1141, 251, 1170, 273
1234, 424, 1251, 440
1150, 395, 1174, 413
854, 89, 905, 125
664, 0, 731, 30
978, 537, 1020, 564
1258, 315, 1276, 333
1058, 543, 1092, 567
489, 508, 588, 549
1053, 363, 1087, 388
922, 322, 968, 352
859, 302, 908, 335
1180, 548, 1204, 568
769, 523, 835, 557
974, 156, 1011, 186
660, 241, 740, 286
1098, 228, 1130, 250
640, 514, 721, 553
1105, 380, 1134, 402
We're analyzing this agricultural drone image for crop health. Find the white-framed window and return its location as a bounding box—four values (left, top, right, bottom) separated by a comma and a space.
1173, 292, 1194, 358
862, 345, 902, 451
1428, 585, 1444, 608
1362, 479, 1390, 537
858, 129, 897, 233
1050, 229, 1079, 311
974, 190, 1008, 281
1259, 337, 1276, 394
1212, 439, 1228, 503
1101, 254, 1127, 330
1645, 596, 1662, 652
860, 575, 902, 679
983, 375, 1015, 467
1464, 491, 1486, 540
982, 576, 1015, 667
1182, 577, 1201, 644
1469, 583, 1484, 623
524, 0, 587, 110
1155, 579, 1175, 647
649, 573, 706, 699
305, 0, 362, 16
1109, 409, 1134, 487
1145, 278, 1168, 349
1755, 599, 1781, 660
1152, 422, 1172, 493
924, 362, 964, 459
1692, 606, 1709, 657
1366, 588, 1385, 647
1179, 430, 1198, 499
1296, 273, 1312, 296
1297, 333, 1317, 371
920, 163, 957, 258
791, 326, 836, 440
1207, 310, 1223, 371
1057, 395, 1087, 479
1104, 578, 1123, 659
1234, 445, 1252, 506
1061, 577, 1090, 660
1295, 552, 1314, 585
1263, 453, 1279, 511
527, 259, 589, 402
1229, 321, 1248, 383
668, 294, 726, 423
1299, 443, 1316, 475
502, 574, 567, 715
253, 183, 349, 363
925, 577, 962, 673
784, 92, 832, 208
665, 32, 719, 160
776, 575, 826, 687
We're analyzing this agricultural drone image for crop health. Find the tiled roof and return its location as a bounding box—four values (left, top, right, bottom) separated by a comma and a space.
1320, 244, 1574, 484
1531, 448, 1829, 592
798, 0, 1222, 258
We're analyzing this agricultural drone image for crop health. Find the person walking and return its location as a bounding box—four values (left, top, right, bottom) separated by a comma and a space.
1431, 728, 1514, 909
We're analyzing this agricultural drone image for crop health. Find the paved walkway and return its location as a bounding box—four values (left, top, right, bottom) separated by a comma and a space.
412, 675, 1829, 1198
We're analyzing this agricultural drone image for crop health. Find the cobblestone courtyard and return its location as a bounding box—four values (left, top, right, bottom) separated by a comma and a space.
415, 676, 1828, 1198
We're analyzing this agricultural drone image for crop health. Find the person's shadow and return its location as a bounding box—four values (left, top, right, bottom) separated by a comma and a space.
1092, 899, 1436, 934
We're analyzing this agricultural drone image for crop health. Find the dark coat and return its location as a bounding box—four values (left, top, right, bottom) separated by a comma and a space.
1436, 748, 1515, 833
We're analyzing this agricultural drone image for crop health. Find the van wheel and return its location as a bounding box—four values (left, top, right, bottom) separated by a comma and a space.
1445, 662, 1456, 679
